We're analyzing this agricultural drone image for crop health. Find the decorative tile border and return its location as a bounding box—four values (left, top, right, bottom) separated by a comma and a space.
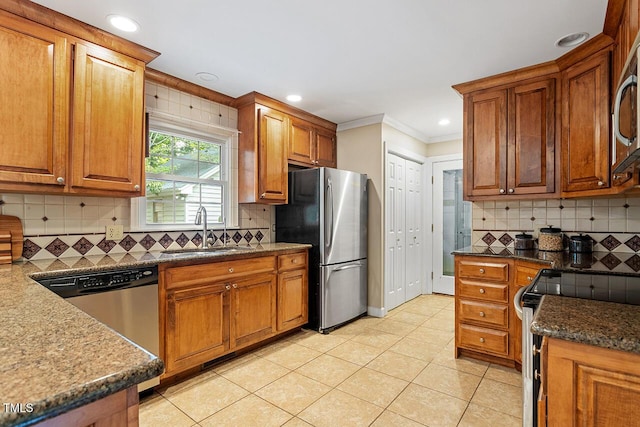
21, 228, 270, 260
472, 230, 640, 254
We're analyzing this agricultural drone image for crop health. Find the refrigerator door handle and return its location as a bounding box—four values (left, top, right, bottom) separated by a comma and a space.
330, 263, 362, 273
325, 178, 334, 250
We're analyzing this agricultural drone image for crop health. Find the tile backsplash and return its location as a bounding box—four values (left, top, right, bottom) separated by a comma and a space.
472, 197, 640, 253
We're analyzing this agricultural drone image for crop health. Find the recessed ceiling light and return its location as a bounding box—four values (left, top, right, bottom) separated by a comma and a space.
555, 32, 589, 48
195, 72, 219, 82
286, 94, 302, 102
107, 15, 139, 32
438, 118, 450, 126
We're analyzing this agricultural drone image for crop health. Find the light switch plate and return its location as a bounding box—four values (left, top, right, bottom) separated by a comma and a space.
106, 225, 124, 241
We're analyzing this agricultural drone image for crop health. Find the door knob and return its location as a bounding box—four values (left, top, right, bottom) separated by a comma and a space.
508, 188, 514, 194
499, 188, 505, 194
56, 177, 65, 185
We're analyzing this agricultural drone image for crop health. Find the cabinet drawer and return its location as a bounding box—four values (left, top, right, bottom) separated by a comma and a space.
278, 252, 308, 272
458, 259, 509, 281
458, 280, 509, 303
514, 265, 542, 287
458, 323, 509, 356
165, 256, 276, 290
458, 299, 508, 328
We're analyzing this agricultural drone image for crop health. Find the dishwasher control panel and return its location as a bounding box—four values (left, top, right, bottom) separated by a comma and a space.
36, 265, 158, 298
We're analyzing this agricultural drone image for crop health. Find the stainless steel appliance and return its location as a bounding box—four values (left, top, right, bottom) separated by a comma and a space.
613, 30, 640, 174
276, 167, 368, 333
514, 269, 640, 426
37, 266, 160, 392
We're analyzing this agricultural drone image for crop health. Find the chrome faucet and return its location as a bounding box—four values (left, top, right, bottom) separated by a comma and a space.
194, 206, 209, 248
222, 216, 228, 247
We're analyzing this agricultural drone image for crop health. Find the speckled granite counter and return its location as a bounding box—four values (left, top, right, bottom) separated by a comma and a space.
0, 242, 309, 426
531, 295, 640, 354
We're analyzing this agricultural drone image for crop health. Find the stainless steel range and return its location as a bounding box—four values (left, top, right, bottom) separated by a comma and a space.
514, 269, 640, 426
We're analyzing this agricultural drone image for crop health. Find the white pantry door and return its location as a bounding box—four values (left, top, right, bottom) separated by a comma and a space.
385, 153, 423, 310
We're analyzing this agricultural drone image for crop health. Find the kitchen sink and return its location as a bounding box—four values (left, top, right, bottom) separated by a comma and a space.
162, 246, 254, 255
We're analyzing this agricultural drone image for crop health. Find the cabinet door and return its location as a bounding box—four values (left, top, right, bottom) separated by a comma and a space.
166, 283, 229, 374
230, 273, 276, 348
277, 268, 308, 331
0, 13, 69, 188
314, 127, 337, 168
288, 117, 314, 165
546, 338, 640, 426
512, 262, 544, 366
257, 108, 288, 203
464, 89, 508, 198
561, 49, 611, 193
508, 78, 556, 196
71, 42, 145, 194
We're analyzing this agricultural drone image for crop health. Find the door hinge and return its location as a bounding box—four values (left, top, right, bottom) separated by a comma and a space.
431, 224, 434, 232
431, 271, 434, 280
431, 176, 434, 184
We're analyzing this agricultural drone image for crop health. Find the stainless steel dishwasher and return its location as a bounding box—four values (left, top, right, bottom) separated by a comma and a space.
36, 265, 160, 392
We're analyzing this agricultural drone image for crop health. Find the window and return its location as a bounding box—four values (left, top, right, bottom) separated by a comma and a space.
131, 116, 234, 231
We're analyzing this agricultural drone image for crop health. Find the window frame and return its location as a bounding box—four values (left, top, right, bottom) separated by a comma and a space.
130, 115, 237, 232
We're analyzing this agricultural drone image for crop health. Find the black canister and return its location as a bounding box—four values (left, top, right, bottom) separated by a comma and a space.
514, 232, 535, 250
569, 234, 594, 253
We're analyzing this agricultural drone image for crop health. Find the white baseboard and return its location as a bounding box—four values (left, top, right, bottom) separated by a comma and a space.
367, 306, 386, 318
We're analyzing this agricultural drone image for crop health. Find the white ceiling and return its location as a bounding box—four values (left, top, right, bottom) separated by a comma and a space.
34, 0, 609, 143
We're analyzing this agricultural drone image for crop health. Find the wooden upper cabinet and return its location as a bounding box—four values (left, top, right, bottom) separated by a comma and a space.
561, 49, 611, 194
257, 107, 288, 203
70, 43, 145, 194
464, 89, 507, 198
462, 76, 557, 200
0, 3, 158, 196
0, 12, 69, 189
288, 118, 337, 168
509, 79, 556, 196
314, 126, 337, 167
288, 118, 315, 165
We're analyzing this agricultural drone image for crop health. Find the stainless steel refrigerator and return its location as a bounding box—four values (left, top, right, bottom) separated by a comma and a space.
276, 167, 368, 333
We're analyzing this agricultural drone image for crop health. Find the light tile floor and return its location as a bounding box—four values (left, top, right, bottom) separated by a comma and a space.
140, 294, 523, 427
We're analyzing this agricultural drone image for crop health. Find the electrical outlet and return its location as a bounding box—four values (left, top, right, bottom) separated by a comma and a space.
106, 225, 124, 241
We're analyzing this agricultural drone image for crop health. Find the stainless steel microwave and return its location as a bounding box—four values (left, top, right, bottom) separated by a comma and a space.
613, 33, 640, 174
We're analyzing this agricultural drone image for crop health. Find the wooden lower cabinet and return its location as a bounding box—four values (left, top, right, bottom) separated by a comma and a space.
455, 255, 547, 367
36, 386, 138, 427
160, 250, 308, 379
230, 273, 276, 348
544, 337, 640, 426
166, 282, 230, 374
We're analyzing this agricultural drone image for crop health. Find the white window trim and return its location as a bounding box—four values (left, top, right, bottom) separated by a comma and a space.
130, 111, 239, 232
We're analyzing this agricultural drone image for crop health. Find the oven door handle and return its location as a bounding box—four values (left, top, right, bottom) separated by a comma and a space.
513, 285, 527, 320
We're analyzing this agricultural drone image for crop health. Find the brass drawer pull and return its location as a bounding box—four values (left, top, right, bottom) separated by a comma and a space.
527, 276, 533, 281
479, 311, 485, 317
228, 267, 234, 273
479, 288, 486, 294
479, 337, 485, 343
479, 268, 485, 274
225, 284, 231, 290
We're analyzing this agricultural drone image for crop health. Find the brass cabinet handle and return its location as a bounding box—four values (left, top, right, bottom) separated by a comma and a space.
527, 276, 533, 281
260, 193, 266, 199
228, 267, 234, 273
499, 188, 505, 194
597, 181, 605, 187
479, 311, 486, 317
508, 188, 514, 194
232, 283, 237, 289
134, 184, 140, 191
479, 288, 486, 294
479, 268, 485, 274
479, 337, 485, 343
56, 177, 65, 185
225, 284, 231, 290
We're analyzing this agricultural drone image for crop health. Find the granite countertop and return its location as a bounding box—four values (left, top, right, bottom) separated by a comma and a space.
0, 242, 310, 426
531, 295, 640, 354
